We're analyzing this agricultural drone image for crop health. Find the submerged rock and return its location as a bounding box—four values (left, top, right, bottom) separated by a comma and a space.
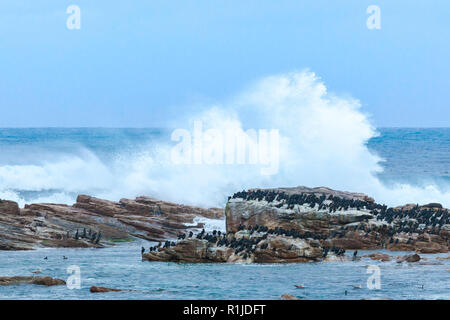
90, 286, 122, 293
281, 294, 301, 300
396, 254, 421, 263
0, 276, 65, 286
364, 253, 392, 262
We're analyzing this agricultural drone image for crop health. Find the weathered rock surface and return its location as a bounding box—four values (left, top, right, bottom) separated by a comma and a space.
90, 286, 122, 293
396, 254, 421, 263
226, 187, 450, 254
0, 200, 20, 215
281, 294, 301, 300
143, 186, 450, 263
364, 253, 392, 262
3, 185, 449, 265
143, 229, 323, 263
0, 195, 223, 250
0, 276, 65, 286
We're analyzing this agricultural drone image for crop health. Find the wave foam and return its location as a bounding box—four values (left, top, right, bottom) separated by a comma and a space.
1, 71, 450, 208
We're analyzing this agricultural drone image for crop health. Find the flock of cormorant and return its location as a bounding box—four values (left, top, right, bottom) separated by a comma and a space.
71, 228, 102, 244
142, 223, 348, 260
141, 190, 449, 258
231, 190, 449, 236
230, 189, 382, 212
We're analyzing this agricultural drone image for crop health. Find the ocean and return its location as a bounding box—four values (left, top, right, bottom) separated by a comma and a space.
0, 127, 449, 299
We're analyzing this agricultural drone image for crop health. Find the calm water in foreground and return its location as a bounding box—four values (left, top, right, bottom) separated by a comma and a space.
0, 241, 448, 300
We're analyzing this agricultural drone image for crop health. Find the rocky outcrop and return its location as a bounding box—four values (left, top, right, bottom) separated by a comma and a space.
396, 254, 421, 263
0, 276, 65, 286
143, 186, 449, 263
281, 294, 301, 300
0, 200, 20, 215
0, 195, 223, 250
143, 228, 323, 263
364, 253, 392, 262
3, 185, 449, 262
225, 187, 450, 254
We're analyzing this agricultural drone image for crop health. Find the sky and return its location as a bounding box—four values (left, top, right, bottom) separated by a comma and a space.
0, 0, 449, 128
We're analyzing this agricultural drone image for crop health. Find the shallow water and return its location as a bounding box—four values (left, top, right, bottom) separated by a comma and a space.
0, 241, 448, 300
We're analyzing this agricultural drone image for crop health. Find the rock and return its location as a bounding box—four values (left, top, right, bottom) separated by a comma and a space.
226, 186, 450, 254
423, 203, 443, 209
0, 276, 65, 286
417, 261, 443, 265
144, 238, 233, 263
0, 200, 20, 215
2, 185, 449, 258
396, 254, 421, 263
90, 286, 122, 293
143, 231, 323, 264
322, 254, 350, 262
143, 186, 450, 263
226, 186, 374, 234
31, 276, 66, 286
364, 253, 392, 262
0, 194, 223, 250
414, 241, 448, 254
281, 294, 301, 300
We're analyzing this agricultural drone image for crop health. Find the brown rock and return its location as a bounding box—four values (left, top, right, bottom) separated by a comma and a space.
143, 232, 323, 264
281, 294, 301, 300
226, 186, 450, 255
0, 194, 223, 250
31, 276, 66, 286
90, 286, 122, 293
364, 253, 392, 262
143, 238, 234, 263
0, 276, 65, 286
0, 200, 20, 215
396, 254, 421, 263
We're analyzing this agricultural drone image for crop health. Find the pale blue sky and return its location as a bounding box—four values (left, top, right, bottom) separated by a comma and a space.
0, 0, 449, 127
